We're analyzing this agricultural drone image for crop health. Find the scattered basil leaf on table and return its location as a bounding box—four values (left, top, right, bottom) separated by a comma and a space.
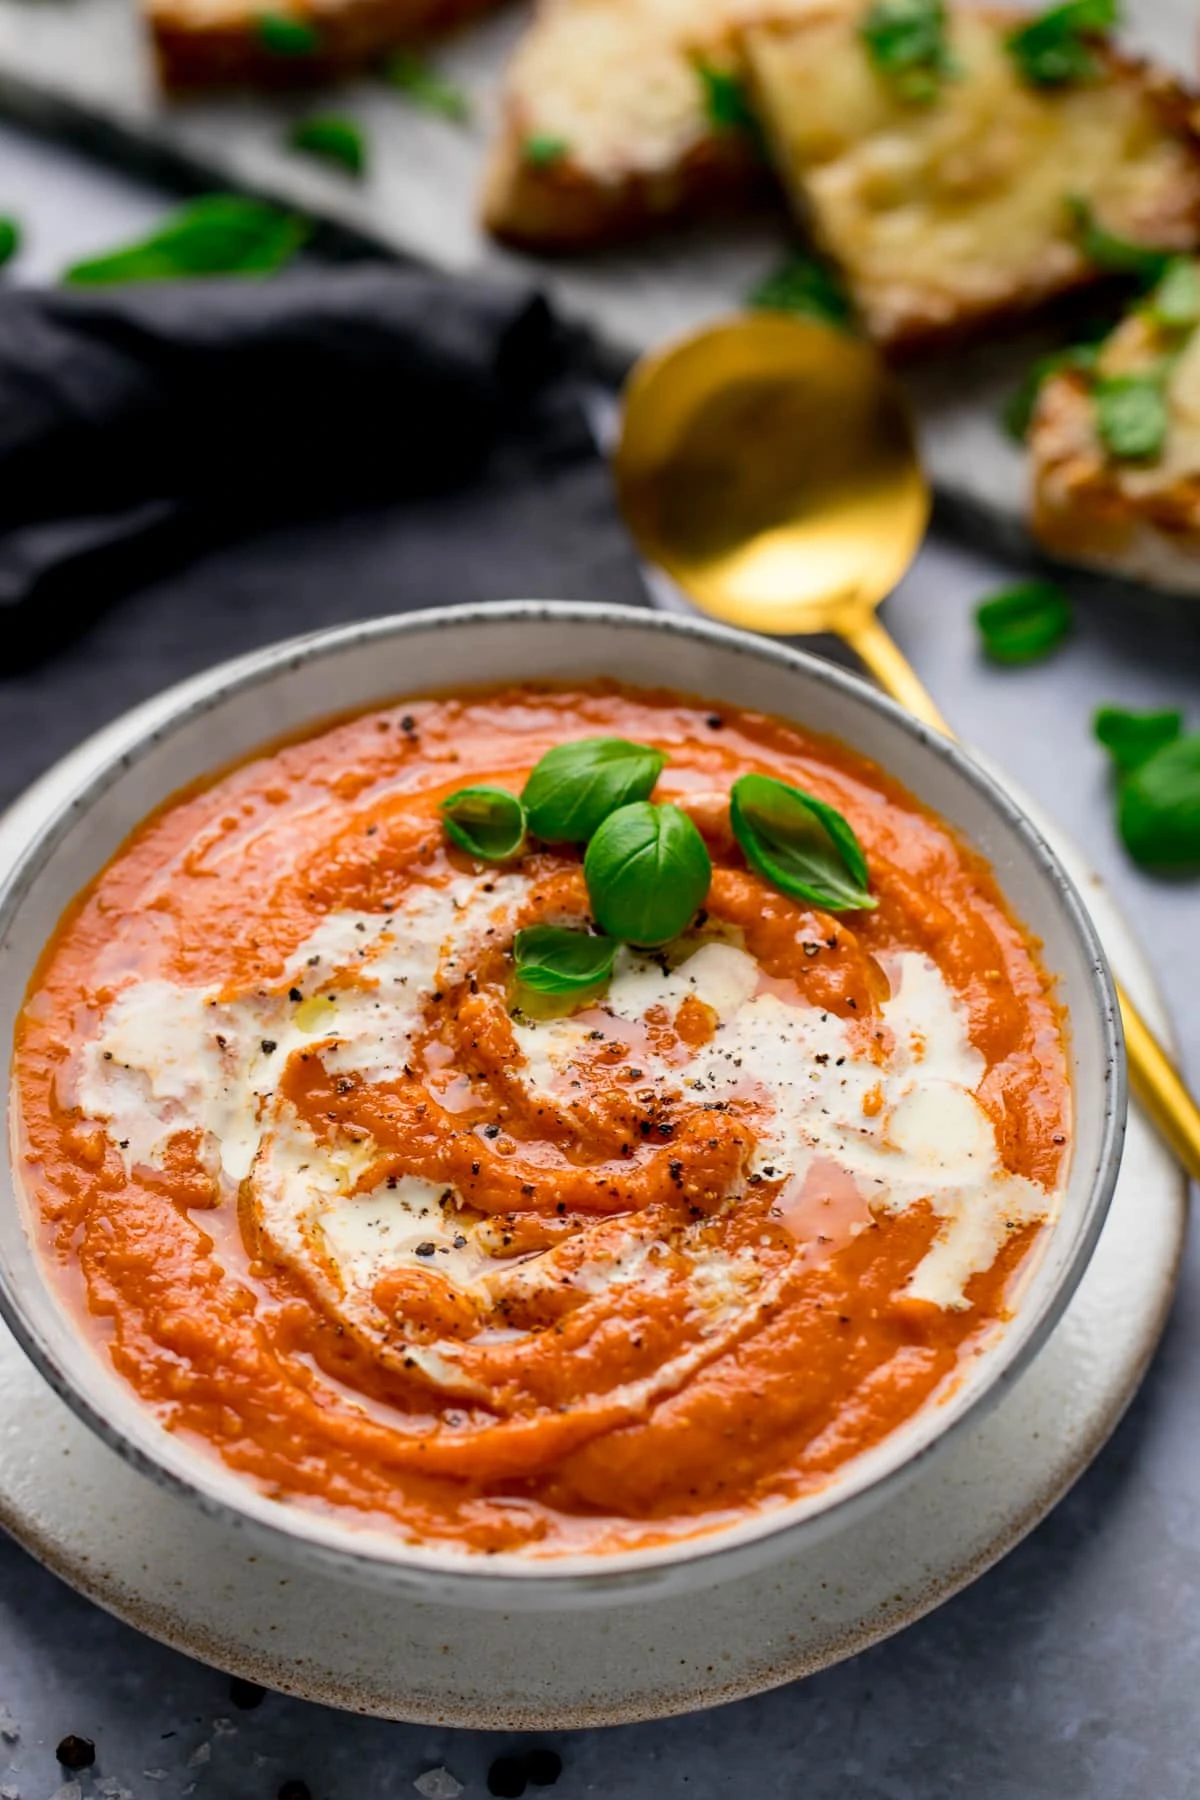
860, 0, 956, 104
1146, 258, 1200, 331
730, 774, 875, 913
63, 196, 310, 285
1094, 373, 1169, 460
441, 787, 526, 861
522, 738, 667, 843
523, 135, 570, 168
697, 63, 759, 135
513, 925, 617, 996
749, 253, 854, 329
1002, 342, 1100, 442
0, 216, 20, 270
289, 115, 367, 177
255, 11, 320, 54
584, 803, 712, 947
1066, 199, 1173, 288
1094, 706, 1182, 775
383, 51, 469, 120
1112, 734, 1200, 869
975, 582, 1073, 665
1006, 0, 1117, 88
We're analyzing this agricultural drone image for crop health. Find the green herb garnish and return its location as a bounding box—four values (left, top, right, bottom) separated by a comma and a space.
1002, 342, 1101, 442
730, 774, 875, 912
1146, 257, 1200, 331
1094, 706, 1182, 775
1094, 373, 1169, 460
1097, 720, 1200, 869
749, 252, 854, 329
1006, 0, 1117, 88
383, 51, 469, 121
522, 738, 666, 843
697, 62, 758, 134
860, 0, 956, 103
523, 134, 570, 168
1067, 198, 1174, 288
440, 787, 526, 861
584, 802, 712, 946
975, 581, 1073, 665
513, 924, 617, 998
288, 114, 367, 177
63, 195, 310, 286
255, 10, 319, 55
0, 216, 21, 271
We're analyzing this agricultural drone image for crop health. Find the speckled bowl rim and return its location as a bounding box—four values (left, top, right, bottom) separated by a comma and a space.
0, 601, 1126, 1605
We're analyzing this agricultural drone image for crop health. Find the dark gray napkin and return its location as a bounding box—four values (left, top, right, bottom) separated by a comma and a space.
0, 265, 646, 810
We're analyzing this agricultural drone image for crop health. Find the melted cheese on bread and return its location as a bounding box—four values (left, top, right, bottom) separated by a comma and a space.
743, 5, 1200, 349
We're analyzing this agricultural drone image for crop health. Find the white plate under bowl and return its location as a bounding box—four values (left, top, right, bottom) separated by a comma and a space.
0, 618, 1179, 1724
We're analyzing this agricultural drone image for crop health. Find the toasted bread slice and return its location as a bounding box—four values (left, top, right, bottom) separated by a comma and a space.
481, 0, 818, 252
742, 5, 1200, 352
1030, 282, 1200, 592
150, 0, 498, 91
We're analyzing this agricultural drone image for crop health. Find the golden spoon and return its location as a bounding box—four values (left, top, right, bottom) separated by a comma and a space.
614, 310, 1200, 1181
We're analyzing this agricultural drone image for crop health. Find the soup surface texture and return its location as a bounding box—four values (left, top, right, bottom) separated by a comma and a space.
13, 684, 1069, 1557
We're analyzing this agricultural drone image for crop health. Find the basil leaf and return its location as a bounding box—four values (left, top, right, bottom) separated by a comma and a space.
0, 216, 21, 271
697, 63, 758, 134
289, 115, 367, 177
749, 252, 854, 329
860, 0, 955, 104
522, 738, 667, 843
1147, 257, 1200, 331
383, 51, 469, 121
440, 786, 526, 861
584, 803, 712, 947
975, 581, 1073, 665
1094, 374, 1169, 460
523, 135, 570, 168
1067, 198, 1173, 288
1002, 342, 1100, 441
63, 196, 309, 286
255, 11, 319, 54
513, 924, 616, 996
1115, 733, 1200, 869
1006, 0, 1117, 88
1095, 706, 1182, 775
730, 774, 875, 912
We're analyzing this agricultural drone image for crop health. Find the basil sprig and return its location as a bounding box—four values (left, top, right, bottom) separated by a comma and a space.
697, 63, 759, 136
1147, 258, 1200, 331
975, 582, 1073, 665
1096, 709, 1200, 868
1003, 341, 1101, 442
749, 252, 854, 329
730, 774, 875, 912
1067, 199, 1174, 289
584, 803, 712, 946
383, 52, 469, 121
255, 11, 320, 54
860, 0, 956, 104
1094, 706, 1183, 774
63, 196, 309, 286
1094, 373, 1169, 461
513, 924, 616, 996
289, 115, 367, 177
1006, 0, 1117, 88
523, 135, 570, 168
522, 738, 666, 843
0, 217, 20, 271
440, 787, 526, 861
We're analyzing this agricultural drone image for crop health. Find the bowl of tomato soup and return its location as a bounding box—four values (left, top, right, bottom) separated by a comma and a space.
0, 603, 1123, 1605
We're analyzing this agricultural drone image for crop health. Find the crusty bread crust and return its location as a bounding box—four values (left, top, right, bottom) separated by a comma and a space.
151, 0, 498, 91
743, 6, 1200, 354
1031, 365, 1200, 594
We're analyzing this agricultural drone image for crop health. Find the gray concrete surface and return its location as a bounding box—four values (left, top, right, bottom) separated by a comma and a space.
1, 120, 1199, 1800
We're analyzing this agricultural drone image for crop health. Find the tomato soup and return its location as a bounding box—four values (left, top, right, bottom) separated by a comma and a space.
12, 684, 1069, 1557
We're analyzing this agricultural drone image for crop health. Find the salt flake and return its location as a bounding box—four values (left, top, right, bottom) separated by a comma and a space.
414, 1769, 464, 1799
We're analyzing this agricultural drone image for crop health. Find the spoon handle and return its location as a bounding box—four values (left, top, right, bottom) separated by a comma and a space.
840, 609, 1200, 1183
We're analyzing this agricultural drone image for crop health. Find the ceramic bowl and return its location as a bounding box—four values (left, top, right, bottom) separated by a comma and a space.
0, 602, 1125, 1609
